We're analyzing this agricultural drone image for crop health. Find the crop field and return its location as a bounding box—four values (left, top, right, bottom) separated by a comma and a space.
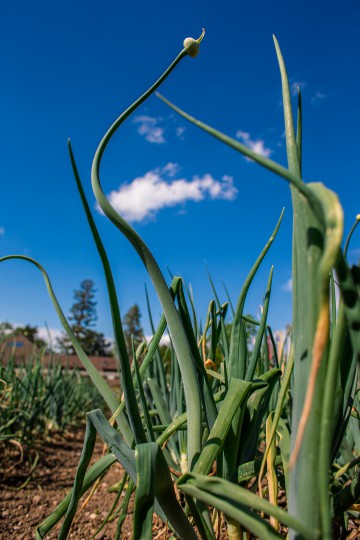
0, 29, 359, 540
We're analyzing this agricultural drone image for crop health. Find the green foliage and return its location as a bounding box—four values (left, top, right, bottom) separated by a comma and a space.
15, 324, 47, 349
0, 353, 105, 446
70, 279, 97, 329
0, 322, 47, 349
0, 321, 13, 340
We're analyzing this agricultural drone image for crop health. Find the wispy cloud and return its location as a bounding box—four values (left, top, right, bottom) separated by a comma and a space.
133, 115, 166, 144
176, 126, 186, 139
103, 163, 238, 222
235, 130, 272, 159
289, 80, 327, 105
161, 162, 180, 177
290, 81, 307, 96
311, 91, 327, 104
281, 278, 292, 292
0, 227, 5, 236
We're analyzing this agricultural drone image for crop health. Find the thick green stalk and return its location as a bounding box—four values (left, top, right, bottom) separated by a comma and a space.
318, 302, 347, 539
273, 36, 325, 538
91, 39, 204, 468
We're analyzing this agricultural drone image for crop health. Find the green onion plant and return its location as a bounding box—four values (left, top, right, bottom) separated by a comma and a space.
0, 353, 104, 447
0, 29, 359, 540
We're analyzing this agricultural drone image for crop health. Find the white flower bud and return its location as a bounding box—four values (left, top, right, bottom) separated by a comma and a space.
183, 28, 205, 58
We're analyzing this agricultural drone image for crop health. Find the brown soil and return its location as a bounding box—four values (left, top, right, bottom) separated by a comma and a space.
0, 431, 358, 539
0, 428, 168, 540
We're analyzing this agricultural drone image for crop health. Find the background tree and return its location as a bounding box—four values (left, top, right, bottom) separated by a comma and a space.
0, 322, 13, 342
69, 279, 97, 335
0, 322, 47, 349
122, 304, 144, 354
14, 324, 47, 349
57, 280, 111, 356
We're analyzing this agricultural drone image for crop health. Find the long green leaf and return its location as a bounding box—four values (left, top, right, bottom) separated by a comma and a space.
135, 442, 198, 540
295, 87, 303, 174
336, 251, 360, 373
144, 284, 168, 395
193, 378, 251, 476
133, 341, 155, 443
229, 210, 284, 381
344, 215, 360, 259
108, 277, 179, 425
289, 183, 343, 470
91, 40, 204, 469
245, 266, 274, 381
57, 416, 98, 539
238, 369, 281, 467
35, 453, 117, 539
273, 35, 328, 540
133, 444, 156, 540
178, 473, 318, 540
176, 277, 218, 429
67, 141, 145, 445
258, 345, 293, 490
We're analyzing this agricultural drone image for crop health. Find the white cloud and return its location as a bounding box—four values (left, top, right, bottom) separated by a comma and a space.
0, 227, 5, 236
236, 130, 272, 159
281, 278, 292, 292
37, 326, 63, 349
133, 115, 166, 144
176, 126, 186, 139
311, 91, 327, 104
290, 81, 307, 96
104, 164, 238, 222
145, 333, 171, 346
0, 322, 18, 335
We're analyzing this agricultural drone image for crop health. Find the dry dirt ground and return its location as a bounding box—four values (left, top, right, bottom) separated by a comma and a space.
0, 429, 359, 539
0, 428, 169, 539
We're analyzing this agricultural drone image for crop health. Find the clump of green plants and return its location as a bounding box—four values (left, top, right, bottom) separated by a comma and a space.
0, 354, 105, 446
1, 29, 359, 540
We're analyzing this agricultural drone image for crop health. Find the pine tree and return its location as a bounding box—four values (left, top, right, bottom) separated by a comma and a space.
69, 279, 97, 337
122, 304, 144, 354
57, 280, 111, 356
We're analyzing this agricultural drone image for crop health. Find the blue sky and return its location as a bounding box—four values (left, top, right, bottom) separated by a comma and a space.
1, 0, 359, 344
